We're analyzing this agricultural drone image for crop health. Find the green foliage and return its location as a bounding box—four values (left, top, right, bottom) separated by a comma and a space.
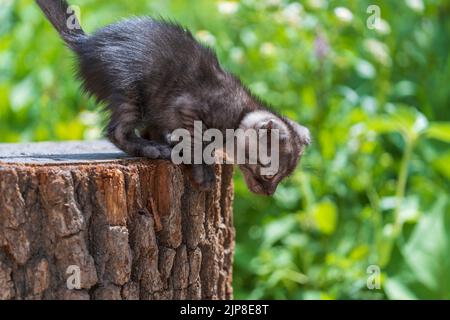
1, 0, 449, 299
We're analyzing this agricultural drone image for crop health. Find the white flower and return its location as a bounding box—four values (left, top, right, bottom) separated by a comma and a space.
79, 111, 100, 126
84, 128, 102, 140
260, 42, 277, 56
355, 59, 376, 79
265, 0, 282, 7
281, 2, 303, 25
307, 0, 328, 9
405, 0, 424, 12
217, 1, 239, 15
241, 29, 257, 47
251, 82, 268, 95
334, 7, 353, 23
374, 19, 391, 35
196, 30, 216, 46
230, 47, 244, 63
364, 39, 391, 66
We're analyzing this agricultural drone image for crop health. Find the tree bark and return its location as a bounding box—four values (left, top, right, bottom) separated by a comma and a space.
0, 141, 234, 300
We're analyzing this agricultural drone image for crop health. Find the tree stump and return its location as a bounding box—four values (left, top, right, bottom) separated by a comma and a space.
0, 141, 234, 300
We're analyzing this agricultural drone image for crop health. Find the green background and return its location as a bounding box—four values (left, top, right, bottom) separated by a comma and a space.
1, 0, 449, 299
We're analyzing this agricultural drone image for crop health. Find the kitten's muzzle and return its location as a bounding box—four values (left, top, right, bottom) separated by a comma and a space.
249, 183, 276, 196
240, 165, 276, 196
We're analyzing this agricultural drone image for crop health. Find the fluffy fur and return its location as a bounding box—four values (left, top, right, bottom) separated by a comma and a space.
36, 0, 310, 195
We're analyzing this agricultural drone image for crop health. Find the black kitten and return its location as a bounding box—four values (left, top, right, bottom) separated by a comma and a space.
36, 0, 310, 195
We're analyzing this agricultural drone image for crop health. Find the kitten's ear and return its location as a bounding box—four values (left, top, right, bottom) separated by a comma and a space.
260, 119, 290, 140
287, 119, 311, 145
259, 119, 275, 130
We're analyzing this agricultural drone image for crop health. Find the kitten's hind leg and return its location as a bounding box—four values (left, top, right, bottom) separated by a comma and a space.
107, 104, 172, 159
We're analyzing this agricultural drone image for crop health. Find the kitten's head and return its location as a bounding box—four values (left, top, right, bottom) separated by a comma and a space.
238, 111, 310, 196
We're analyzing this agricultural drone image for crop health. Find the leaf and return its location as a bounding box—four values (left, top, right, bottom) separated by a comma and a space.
426, 122, 450, 143
274, 185, 300, 209
379, 196, 397, 211
262, 216, 297, 247
392, 80, 416, 97
355, 59, 376, 79
402, 196, 450, 293
398, 196, 420, 225
311, 201, 338, 235
432, 151, 450, 179
349, 245, 369, 260
384, 277, 418, 300
9, 77, 34, 111
377, 225, 395, 267
367, 115, 399, 134
368, 105, 429, 142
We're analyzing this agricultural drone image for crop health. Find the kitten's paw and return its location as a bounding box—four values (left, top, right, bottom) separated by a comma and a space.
158, 146, 172, 160
142, 145, 172, 159
142, 146, 161, 159
191, 165, 216, 192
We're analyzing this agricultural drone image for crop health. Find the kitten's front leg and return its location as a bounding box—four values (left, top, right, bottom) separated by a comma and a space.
175, 102, 216, 191
107, 103, 172, 159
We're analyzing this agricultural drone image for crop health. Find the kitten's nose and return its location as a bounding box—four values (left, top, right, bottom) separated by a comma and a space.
264, 188, 276, 196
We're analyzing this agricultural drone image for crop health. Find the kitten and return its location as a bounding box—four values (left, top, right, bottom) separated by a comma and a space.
36, 0, 310, 195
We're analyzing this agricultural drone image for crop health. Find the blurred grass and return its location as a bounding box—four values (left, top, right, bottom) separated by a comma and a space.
1, 0, 449, 299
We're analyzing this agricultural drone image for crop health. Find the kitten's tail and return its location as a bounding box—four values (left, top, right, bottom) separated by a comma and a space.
35, 0, 86, 50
